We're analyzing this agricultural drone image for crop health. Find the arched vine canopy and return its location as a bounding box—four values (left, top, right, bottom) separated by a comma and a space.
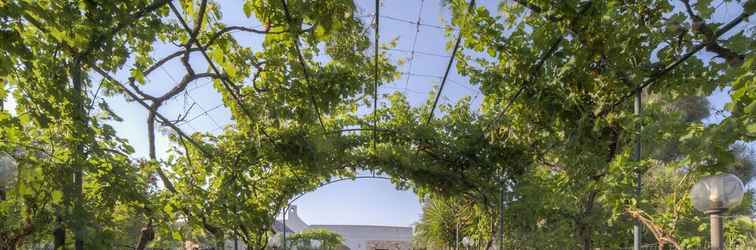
0, 0, 754, 249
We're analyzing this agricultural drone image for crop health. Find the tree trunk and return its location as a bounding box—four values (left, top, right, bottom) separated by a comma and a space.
577, 189, 598, 250
0, 240, 17, 250
135, 222, 154, 250
53, 221, 65, 249
212, 230, 225, 250
578, 223, 592, 250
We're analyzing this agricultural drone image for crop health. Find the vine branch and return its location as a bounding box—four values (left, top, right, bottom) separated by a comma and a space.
681, 0, 745, 66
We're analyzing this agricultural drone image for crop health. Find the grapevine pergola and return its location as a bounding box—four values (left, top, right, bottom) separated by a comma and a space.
68, 0, 750, 162
0, 0, 753, 249
92, 0, 750, 153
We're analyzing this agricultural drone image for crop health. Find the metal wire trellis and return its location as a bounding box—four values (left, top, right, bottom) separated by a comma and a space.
380, 15, 452, 30
159, 66, 224, 131
385, 47, 450, 58
357, 6, 481, 111
403, 0, 426, 91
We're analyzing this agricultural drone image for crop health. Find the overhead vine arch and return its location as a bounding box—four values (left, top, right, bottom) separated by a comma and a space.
0, 0, 753, 250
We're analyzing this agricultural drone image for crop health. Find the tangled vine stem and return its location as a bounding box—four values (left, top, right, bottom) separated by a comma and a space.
168, 1, 280, 145
626, 208, 682, 250
681, 0, 745, 66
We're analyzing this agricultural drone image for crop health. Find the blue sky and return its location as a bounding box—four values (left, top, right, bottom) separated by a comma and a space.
5, 0, 750, 227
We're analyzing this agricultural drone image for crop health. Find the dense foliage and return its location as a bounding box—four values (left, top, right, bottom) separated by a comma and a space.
271, 229, 344, 250
0, 0, 753, 249
413, 96, 756, 249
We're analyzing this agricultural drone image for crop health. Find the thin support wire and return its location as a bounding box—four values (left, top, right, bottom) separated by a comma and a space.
382, 86, 425, 95
160, 66, 224, 130
403, 0, 425, 91
182, 104, 224, 124
399, 72, 481, 97
380, 15, 451, 30
400, 72, 480, 93
385, 48, 450, 58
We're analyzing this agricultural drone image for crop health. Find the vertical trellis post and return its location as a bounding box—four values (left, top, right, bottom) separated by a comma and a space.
373, 0, 380, 150
633, 87, 642, 250
498, 177, 505, 250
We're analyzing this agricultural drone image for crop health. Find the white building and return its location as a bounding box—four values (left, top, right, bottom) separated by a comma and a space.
281, 205, 413, 250
223, 205, 413, 250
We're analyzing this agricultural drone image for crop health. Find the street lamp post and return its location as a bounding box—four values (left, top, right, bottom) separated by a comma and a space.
0, 152, 18, 201
455, 222, 460, 250
283, 206, 287, 250
690, 174, 745, 250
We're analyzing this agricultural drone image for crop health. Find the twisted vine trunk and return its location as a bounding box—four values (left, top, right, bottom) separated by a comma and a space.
69, 55, 88, 250
578, 224, 592, 250
625, 208, 681, 250
53, 211, 64, 249
0, 217, 32, 250
576, 197, 595, 250
135, 221, 154, 250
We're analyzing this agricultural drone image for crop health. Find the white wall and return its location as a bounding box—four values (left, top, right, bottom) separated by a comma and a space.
308, 225, 412, 250
286, 205, 309, 232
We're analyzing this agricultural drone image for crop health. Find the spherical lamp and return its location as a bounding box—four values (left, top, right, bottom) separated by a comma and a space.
690, 174, 745, 250
462, 236, 474, 249
690, 174, 745, 212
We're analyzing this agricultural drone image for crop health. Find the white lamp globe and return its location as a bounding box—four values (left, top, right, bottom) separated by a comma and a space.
0, 152, 18, 186
462, 236, 473, 247
690, 174, 745, 212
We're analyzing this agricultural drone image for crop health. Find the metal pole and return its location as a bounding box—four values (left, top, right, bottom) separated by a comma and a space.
283, 207, 287, 250
708, 209, 724, 250
498, 182, 504, 250
455, 222, 459, 250
72, 56, 86, 250
633, 88, 642, 250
